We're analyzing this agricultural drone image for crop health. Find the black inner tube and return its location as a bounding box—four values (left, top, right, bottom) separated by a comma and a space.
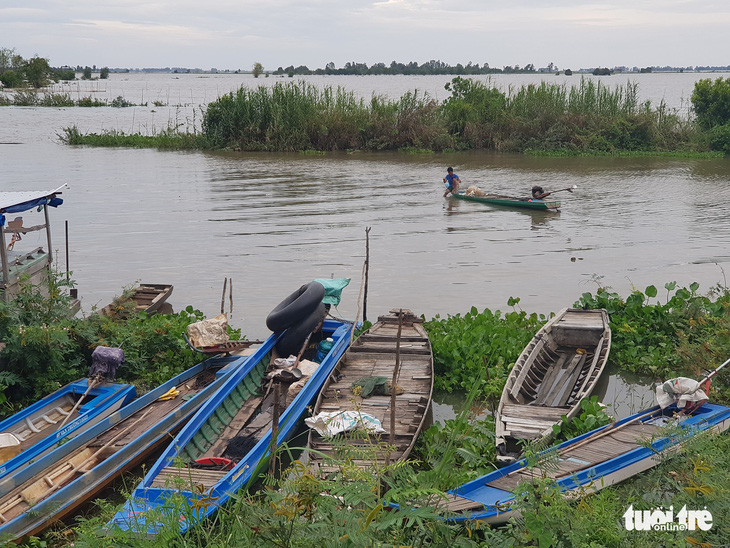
265, 282, 325, 332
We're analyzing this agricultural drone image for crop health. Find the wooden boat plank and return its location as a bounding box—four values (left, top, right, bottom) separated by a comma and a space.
150, 466, 228, 490
546, 352, 587, 407
501, 404, 568, 420
501, 415, 563, 429
506, 427, 548, 439
508, 339, 548, 400
442, 493, 488, 512
486, 471, 537, 491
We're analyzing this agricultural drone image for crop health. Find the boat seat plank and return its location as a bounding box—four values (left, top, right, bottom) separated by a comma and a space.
502, 404, 568, 420
486, 470, 537, 492
506, 427, 548, 440
150, 466, 228, 490
442, 493, 489, 512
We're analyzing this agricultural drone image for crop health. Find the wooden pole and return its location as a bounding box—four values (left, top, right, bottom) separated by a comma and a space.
220, 278, 227, 315
0, 222, 9, 301
55, 378, 100, 431
363, 227, 371, 323
269, 383, 281, 475
65, 220, 70, 281
43, 203, 53, 265
386, 309, 404, 465
229, 278, 233, 315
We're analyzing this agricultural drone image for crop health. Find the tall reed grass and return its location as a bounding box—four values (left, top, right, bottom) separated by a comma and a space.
202, 80, 447, 151
64, 77, 709, 155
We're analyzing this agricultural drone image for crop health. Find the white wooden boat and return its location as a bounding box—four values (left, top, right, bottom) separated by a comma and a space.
496, 308, 611, 461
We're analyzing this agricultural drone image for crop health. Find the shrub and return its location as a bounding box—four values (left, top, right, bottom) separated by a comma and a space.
691, 76, 730, 129
708, 122, 730, 153
0, 69, 23, 88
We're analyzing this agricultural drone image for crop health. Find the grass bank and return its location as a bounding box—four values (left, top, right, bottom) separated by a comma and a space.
61, 77, 730, 155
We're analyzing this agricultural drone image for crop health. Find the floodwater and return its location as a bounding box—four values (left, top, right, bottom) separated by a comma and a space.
2, 72, 728, 419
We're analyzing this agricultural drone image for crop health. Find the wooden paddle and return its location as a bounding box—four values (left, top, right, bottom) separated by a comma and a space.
546, 185, 578, 196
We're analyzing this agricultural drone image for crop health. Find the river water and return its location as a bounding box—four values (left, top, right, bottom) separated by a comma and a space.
2, 72, 728, 417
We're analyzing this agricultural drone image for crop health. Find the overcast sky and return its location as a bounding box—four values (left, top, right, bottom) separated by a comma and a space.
2, 1, 728, 71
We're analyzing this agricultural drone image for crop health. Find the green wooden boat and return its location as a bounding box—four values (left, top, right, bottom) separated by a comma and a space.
451, 192, 560, 211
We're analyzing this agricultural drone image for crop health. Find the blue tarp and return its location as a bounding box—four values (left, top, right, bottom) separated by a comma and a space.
0, 186, 66, 227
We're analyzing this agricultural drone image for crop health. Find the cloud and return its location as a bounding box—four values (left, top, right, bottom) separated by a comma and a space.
1, 1, 728, 69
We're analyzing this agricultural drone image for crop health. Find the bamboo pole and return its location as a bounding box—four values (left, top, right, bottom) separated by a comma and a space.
386, 309, 404, 465
229, 278, 233, 315
55, 378, 101, 431
43, 407, 154, 498
363, 227, 371, 323
220, 278, 227, 315
0, 222, 9, 301
43, 203, 53, 265
65, 220, 70, 282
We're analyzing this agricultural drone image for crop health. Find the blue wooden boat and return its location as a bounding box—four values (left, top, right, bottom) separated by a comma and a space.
108, 318, 354, 536
439, 402, 730, 524
0, 379, 136, 482
0, 353, 243, 542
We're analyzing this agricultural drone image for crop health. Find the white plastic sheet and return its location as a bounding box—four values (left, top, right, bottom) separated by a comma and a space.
305, 410, 386, 437
186, 314, 228, 347
656, 377, 708, 409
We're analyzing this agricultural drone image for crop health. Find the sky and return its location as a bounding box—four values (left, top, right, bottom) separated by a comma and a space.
1, 1, 729, 72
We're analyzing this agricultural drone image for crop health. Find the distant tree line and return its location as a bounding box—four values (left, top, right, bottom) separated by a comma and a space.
0, 47, 109, 89
271, 60, 730, 78
272, 60, 566, 77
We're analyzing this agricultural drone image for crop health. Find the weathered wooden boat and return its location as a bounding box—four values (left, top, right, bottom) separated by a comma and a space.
99, 283, 173, 317
452, 192, 561, 211
496, 308, 611, 461
108, 318, 354, 536
305, 309, 433, 476
0, 352, 244, 543
0, 379, 136, 482
441, 402, 730, 523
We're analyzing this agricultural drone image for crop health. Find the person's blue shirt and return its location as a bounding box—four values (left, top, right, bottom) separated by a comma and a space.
444, 173, 459, 190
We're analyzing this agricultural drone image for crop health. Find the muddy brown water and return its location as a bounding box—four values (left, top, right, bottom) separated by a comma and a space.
2, 73, 727, 418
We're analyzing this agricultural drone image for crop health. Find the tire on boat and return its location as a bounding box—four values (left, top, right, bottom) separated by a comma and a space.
275, 301, 327, 357
265, 282, 325, 332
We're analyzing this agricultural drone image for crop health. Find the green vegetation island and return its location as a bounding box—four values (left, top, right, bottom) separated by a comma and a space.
2, 47, 730, 155
60, 75, 730, 156
1, 273, 730, 547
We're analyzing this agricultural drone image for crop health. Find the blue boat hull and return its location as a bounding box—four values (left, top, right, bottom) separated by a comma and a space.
0, 379, 136, 481
0, 353, 244, 542
443, 402, 730, 523
109, 319, 354, 536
